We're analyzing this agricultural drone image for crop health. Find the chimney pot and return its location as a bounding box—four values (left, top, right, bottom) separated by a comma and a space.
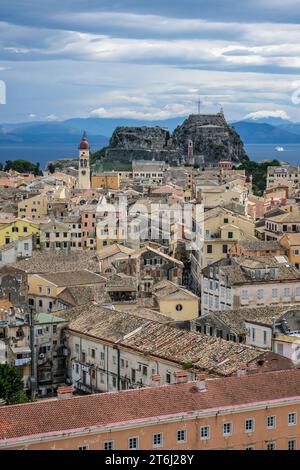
57, 386, 73, 399
175, 371, 189, 384
195, 374, 206, 392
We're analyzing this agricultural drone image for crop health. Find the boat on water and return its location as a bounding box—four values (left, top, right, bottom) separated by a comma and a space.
275, 146, 285, 152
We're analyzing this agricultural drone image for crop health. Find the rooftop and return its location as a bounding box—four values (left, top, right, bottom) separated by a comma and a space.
199, 305, 300, 335
63, 304, 283, 376
1, 369, 300, 443
237, 239, 283, 251
12, 251, 101, 274
35, 312, 68, 324
266, 211, 300, 223
34, 270, 106, 287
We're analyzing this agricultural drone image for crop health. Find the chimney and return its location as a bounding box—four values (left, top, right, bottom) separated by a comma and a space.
195, 373, 206, 392
272, 317, 276, 335
151, 374, 161, 386
237, 363, 247, 377
128, 254, 132, 276
174, 371, 189, 384
57, 386, 73, 399
7, 307, 16, 327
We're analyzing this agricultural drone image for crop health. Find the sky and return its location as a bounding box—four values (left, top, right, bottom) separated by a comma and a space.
1, 0, 300, 123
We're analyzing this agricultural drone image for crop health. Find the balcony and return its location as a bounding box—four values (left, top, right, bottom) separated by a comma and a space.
14, 357, 31, 366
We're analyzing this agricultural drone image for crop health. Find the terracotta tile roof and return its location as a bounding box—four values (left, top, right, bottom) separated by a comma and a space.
1, 369, 300, 443
12, 251, 101, 274
198, 305, 300, 335
63, 304, 287, 376
35, 270, 106, 287
97, 244, 134, 260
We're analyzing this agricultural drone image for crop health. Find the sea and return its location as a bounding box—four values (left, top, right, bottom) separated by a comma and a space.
0, 143, 300, 169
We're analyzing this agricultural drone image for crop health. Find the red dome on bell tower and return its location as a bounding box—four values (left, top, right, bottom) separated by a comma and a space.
79, 130, 90, 150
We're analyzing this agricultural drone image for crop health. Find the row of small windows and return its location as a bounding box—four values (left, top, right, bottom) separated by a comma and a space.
241, 287, 300, 300
78, 416, 298, 449
200, 413, 297, 440
207, 244, 229, 254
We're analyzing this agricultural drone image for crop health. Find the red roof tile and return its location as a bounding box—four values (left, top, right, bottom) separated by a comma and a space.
1, 369, 300, 443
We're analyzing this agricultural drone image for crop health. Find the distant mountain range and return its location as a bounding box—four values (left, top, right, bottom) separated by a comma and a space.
1, 115, 300, 149
232, 121, 300, 144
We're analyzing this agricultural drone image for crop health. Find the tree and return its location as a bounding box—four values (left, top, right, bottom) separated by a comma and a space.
0, 364, 28, 404
3, 159, 41, 175
47, 162, 55, 174
0, 162, 3, 171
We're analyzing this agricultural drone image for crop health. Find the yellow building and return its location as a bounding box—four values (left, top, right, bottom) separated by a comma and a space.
152, 280, 200, 320
280, 233, 300, 269
28, 270, 106, 312
91, 172, 120, 190
0, 219, 40, 248
18, 193, 48, 219
191, 207, 256, 292
96, 221, 125, 251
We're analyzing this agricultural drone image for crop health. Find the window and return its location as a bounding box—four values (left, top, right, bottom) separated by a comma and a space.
228, 232, 233, 239
120, 358, 125, 368
104, 441, 114, 450
38, 286, 42, 294
128, 437, 139, 450
245, 419, 254, 433
78, 445, 89, 450
47, 287, 51, 295
75, 364, 79, 374
288, 412, 297, 426
207, 245, 212, 254
53, 325, 57, 334
267, 416, 276, 429
272, 288, 278, 298
200, 426, 210, 440
100, 352, 105, 361
296, 287, 300, 296
142, 366, 148, 376
24, 243, 29, 251
266, 442, 276, 450
177, 430, 186, 443
252, 328, 256, 341
153, 433, 163, 448
38, 299, 43, 308
284, 288, 291, 298
224, 218, 229, 224
166, 372, 171, 384
75, 344, 79, 353
56, 232, 59, 238
222, 244, 228, 254
263, 330, 267, 345
241, 289, 248, 300
223, 422, 232, 436
112, 377, 117, 387
176, 304, 183, 312
91, 348, 95, 359
288, 439, 296, 450
257, 289, 264, 300
23, 227, 28, 233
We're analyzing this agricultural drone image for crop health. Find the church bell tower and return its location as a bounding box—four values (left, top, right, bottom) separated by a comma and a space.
78, 131, 91, 190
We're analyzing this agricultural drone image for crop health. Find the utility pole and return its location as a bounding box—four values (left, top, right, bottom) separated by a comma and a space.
29, 308, 37, 400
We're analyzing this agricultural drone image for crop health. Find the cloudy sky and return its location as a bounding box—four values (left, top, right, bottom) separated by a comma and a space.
1, 0, 300, 123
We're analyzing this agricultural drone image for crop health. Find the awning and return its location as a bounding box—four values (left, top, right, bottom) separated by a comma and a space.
11, 346, 31, 354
